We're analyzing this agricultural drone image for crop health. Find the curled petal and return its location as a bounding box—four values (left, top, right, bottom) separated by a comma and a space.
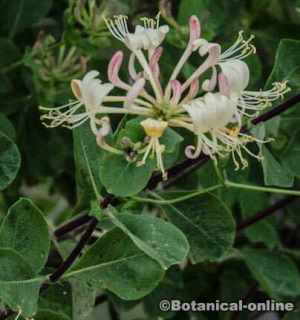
185, 141, 202, 159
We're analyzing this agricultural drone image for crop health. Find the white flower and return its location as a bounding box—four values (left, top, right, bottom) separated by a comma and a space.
105, 14, 169, 51
182, 92, 267, 168
183, 92, 237, 158
219, 59, 290, 116
183, 93, 236, 133
40, 70, 113, 134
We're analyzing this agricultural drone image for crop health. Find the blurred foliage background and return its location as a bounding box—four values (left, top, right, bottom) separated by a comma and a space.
1, 0, 300, 319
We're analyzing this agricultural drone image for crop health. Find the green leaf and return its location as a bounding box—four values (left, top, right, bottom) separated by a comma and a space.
0, 198, 50, 273
0, 38, 20, 68
242, 249, 300, 298
239, 192, 279, 249
39, 282, 72, 319
0, 131, 21, 191
34, 310, 70, 320
160, 194, 235, 263
0, 248, 44, 317
66, 228, 164, 300
0, 114, 16, 141
99, 153, 155, 197
261, 145, 294, 187
143, 267, 184, 318
283, 312, 300, 320
73, 122, 103, 201
70, 279, 96, 320
117, 118, 183, 154
106, 209, 189, 269
0, 0, 53, 37
282, 130, 300, 177
266, 39, 300, 91
264, 39, 300, 135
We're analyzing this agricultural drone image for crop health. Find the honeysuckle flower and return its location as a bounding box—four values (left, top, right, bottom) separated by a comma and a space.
40, 14, 290, 177
219, 59, 290, 116
40, 71, 113, 134
138, 118, 168, 179
40, 70, 152, 134
182, 91, 269, 168
183, 92, 237, 159
105, 14, 169, 52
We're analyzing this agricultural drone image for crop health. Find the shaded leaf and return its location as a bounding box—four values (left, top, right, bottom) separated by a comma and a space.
242, 249, 300, 298
160, 193, 235, 263
73, 122, 103, 201
0, 131, 21, 191
66, 228, 164, 300
261, 145, 294, 187
0, 0, 53, 37
0, 248, 44, 317
0, 198, 50, 273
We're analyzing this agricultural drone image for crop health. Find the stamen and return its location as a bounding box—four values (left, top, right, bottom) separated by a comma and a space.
219, 31, 256, 63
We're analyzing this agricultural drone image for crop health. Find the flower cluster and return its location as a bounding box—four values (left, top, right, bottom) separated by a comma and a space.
40, 14, 289, 178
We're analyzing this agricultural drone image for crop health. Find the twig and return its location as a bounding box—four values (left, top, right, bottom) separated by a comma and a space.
49, 197, 113, 282
236, 196, 296, 232
49, 217, 98, 282
95, 294, 107, 306
108, 301, 120, 320
54, 213, 91, 239
251, 94, 300, 125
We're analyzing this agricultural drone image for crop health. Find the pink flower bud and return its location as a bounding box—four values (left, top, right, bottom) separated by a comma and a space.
189, 15, 201, 44
108, 51, 124, 85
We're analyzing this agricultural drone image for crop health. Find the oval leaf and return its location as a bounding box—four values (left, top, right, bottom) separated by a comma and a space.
0, 131, 21, 191
242, 249, 300, 298
66, 228, 164, 300
106, 209, 189, 269
160, 193, 235, 263
99, 153, 155, 197
0, 248, 44, 317
0, 198, 50, 273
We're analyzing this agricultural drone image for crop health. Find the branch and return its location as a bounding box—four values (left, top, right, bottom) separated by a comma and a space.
54, 213, 91, 239
49, 197, 113, 282
236, 196, 296, 232
251, 94, 300, 125
49, 217, 98, 282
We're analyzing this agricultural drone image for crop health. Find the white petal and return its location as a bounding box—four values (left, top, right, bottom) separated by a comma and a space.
219, 60, 249, 94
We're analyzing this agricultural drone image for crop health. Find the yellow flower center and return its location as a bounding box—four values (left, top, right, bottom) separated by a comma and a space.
141, 118, 168, 138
